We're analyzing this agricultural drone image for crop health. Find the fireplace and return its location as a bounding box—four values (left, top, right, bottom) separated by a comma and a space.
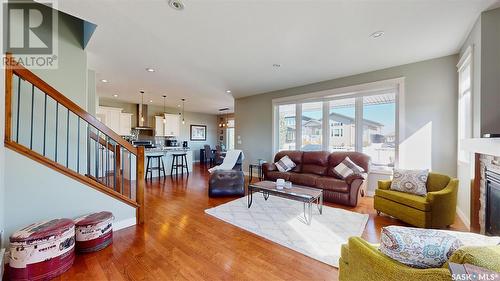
486, 169, 500, 235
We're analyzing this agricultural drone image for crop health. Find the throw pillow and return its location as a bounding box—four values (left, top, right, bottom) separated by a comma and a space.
379, 226, 463, 269
332, 157, 365, 179
390, 169, 429, 196
275, 155, 296, 172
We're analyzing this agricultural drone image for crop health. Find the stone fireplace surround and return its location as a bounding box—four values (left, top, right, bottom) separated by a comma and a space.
478, 154, 500, 234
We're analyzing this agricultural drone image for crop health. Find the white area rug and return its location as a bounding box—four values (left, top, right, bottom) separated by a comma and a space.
205, 195, 369, 267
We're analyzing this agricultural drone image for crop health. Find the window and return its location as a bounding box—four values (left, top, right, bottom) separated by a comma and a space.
277, 104, 296, 151
226, 119, 235, 150
457, 48, 472, 163
329, 98, 355, 151
274, 79, 401, 169
362, 93, 396, 168
301, 102, 322, 151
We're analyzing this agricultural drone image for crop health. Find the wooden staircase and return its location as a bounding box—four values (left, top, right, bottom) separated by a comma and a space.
4, 53, 145, 223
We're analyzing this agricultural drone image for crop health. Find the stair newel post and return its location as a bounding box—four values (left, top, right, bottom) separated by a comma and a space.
136, 146, 145, 224
5, 53, 13, 142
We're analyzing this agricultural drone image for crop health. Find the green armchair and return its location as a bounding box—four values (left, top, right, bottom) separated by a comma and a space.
339, 237, 500, 281
374, 172, 458, 228
339, 237, 452, 281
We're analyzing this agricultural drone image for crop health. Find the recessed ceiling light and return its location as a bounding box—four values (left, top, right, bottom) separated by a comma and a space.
169, 0, 184, 10
146, 68, 155, 72
113, 94, 118, 97
370, 31, 385, 38
177, 104, 181, 107
101, 79, 108, 83
226, 90, 231, 94
149, 100, 153, 103
273, 64, 281, 68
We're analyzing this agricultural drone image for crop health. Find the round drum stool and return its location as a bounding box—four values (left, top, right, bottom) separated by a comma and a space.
7, 219, 75, 281
74, 211, 114, 253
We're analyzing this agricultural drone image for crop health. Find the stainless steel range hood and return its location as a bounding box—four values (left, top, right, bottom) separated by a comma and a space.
133, 104, 154, 131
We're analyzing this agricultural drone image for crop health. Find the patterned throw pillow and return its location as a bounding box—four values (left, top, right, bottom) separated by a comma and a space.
390, 169, 429, 196
332, 157, 365, 179
275, 155, 296, 172
379, 226, 463, 269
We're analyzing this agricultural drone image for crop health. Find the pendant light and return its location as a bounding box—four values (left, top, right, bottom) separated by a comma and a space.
140, 90, 145, 123
162, 95, 167, 124
181, 98, 186, 125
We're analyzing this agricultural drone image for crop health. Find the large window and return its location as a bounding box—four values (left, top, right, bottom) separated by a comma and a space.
277, 104, 296, 151
329, 98, 356, 152
362, 93, 396, 168
301, 102, 323, 151
275, 82, 399, 170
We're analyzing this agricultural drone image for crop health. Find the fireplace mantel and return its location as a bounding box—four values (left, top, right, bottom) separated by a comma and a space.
461, 138, 500, 155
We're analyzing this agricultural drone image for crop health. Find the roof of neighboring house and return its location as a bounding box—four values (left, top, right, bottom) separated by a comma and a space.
285, 112, 383, 130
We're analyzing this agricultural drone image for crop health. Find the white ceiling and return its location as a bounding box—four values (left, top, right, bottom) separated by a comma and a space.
57, 0, 499, 114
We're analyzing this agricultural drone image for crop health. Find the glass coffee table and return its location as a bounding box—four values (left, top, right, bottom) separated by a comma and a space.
247, 181, 323, 225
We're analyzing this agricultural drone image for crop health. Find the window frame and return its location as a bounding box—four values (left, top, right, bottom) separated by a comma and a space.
272, 78, 404, 169
456, 46, 473, 164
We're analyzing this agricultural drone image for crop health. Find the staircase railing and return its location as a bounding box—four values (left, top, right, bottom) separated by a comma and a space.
4, 53, 145, 224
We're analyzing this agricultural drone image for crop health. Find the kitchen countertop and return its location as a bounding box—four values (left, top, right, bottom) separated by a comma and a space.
145, 147, 192, 153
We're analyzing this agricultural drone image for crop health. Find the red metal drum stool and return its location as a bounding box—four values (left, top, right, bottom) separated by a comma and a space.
7, 218, 75, 281
74, 211, 114, 253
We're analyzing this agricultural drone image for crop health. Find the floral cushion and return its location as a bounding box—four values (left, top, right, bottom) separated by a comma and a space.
390, 169, 429, 196
379, 226, 463, 269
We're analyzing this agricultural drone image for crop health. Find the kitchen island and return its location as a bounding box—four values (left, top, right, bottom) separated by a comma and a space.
125, 148, 193, 180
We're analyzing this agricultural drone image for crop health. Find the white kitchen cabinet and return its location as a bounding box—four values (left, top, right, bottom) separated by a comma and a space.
119, 113, 133, 136
164, 114, 180, 136
97, 106, 133, 136
154, 114, 180, 137
154, 116, 165, 136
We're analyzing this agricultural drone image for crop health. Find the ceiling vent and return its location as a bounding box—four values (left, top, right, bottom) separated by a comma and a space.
169, 0, 184, 11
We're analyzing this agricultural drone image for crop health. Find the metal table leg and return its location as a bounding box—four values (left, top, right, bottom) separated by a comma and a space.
249, 165, 253, 183
247, 186, 253, 208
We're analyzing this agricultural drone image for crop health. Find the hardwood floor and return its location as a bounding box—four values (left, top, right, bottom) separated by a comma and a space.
57, 163, 467, 281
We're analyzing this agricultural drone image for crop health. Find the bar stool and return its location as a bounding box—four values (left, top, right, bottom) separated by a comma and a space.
145, 153, 166, 181
170, 153, 189, 176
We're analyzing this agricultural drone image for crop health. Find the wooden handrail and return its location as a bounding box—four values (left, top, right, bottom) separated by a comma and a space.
4, 53, 145, 224
6, 54, 137, 155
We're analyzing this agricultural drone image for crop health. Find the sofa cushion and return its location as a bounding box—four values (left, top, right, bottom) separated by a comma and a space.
375, 189, 430, 211
379, 226, 463, 269
275, 155, 296, 172
301, 151, 330, 175
274, 150, 303, 172
390, 169, 429, 196
289, 173, 321, 187
265, 171, 291, 181
332, 157, 365, 179
327, 152, 370, 177
316, 177, 349, 193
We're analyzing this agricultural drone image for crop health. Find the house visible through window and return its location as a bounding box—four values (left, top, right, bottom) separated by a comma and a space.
275, 84, 399, 169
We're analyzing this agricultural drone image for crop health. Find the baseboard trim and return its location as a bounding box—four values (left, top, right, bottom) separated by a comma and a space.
456, 207, 470, 230
113, 217, 136, 231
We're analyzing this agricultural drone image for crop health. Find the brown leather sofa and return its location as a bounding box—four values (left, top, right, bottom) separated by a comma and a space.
262, 151, 370, 207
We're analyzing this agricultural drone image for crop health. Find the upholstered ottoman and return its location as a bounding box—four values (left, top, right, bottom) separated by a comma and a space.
7, 219, 75, 281
74, 211, 114, 253
208, 170, 245, 197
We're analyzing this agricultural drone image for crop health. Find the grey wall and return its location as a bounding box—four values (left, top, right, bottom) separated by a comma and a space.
99, 98, 218, 161
235, 55, 458, 177
480, 8, 500, 135
3, 8, 136, 244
